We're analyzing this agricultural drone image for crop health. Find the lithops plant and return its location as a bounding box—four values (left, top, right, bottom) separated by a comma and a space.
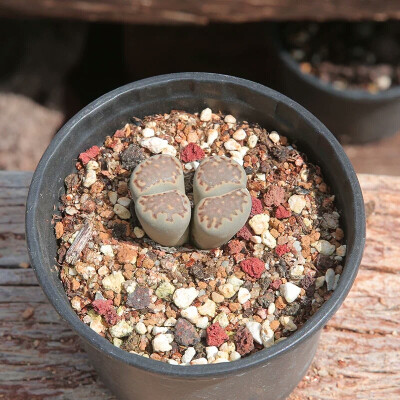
192, 156, 252, 249
130, 155, 191, 246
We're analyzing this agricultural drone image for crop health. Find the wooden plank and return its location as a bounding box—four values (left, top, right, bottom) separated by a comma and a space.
0, 172, 399, 399
1, 0, 400, 24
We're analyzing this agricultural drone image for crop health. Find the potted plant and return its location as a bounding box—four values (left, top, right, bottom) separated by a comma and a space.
271, 22, 400, 144
26, 73, 365, 400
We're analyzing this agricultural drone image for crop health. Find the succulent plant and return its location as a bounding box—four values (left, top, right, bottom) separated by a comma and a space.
130, 154, 251, 249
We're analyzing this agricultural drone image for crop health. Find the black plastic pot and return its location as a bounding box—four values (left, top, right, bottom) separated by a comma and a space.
26, 73, 365, 400
272, 26, 400, 144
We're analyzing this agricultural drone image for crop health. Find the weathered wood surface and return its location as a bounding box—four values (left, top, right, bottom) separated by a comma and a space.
2, 0, 400, 24
0, 171, 399, 399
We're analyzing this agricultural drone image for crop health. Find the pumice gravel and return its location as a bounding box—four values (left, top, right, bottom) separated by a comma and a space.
55, 108, 346, 365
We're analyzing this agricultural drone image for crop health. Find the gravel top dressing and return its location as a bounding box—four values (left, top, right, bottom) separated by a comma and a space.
282, 21, 400, 93
55, 108, 346, 365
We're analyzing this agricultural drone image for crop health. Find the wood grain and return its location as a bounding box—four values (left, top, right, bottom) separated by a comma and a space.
1, 0, 400, 24
0, 172, 399, 399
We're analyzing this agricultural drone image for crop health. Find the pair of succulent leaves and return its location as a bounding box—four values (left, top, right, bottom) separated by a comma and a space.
129, 154, 252, 249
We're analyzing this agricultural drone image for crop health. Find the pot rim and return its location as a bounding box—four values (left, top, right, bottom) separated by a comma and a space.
26, 72, 365, 378
274, 23, 400, 102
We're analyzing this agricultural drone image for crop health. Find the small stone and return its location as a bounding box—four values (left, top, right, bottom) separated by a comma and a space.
109, 320, 133, 338
230, 351, 241, 361
102, 271, 125, 293
227, 275, 244, 291
280, 282, 301, 303
113, 204, 131, 220
133, 227, 145, 238
141, 137, 169, 154
83, 170, 97, 188
191, 358, 208, 365
200, 108, 212, 122
161, 145, 177, 157
86, 160, 99, 171
240, 258, 265, 279
263, 185, 285, 207
127, 286, 151, 309
142, 127, 155, 137
164, 317, 177, 327
288, 195, 306, 214
325, 268, 336, 291
313, 240, 336, 256
198, 299, 217, 318
218, 283, 236, 299
280, 315, 297, 331
336, 245, 347, 257
206, 346, 219, 361
224, 115, 236, 124
251, 235, 262, 244
245, 321, 262, 344
249, 213, 270, 235
173, 287, 199, 308
180, 143, 205, 162
196, 317, 209, 329
117, 197, 131, 207
238, 287, 251, 304
181, 306, 200, 324
234, 326, 254, 355
247, 134, 258, 149
269, 131, 280, 143
206, 323, 229, 346
155, 281, 175, 299
108, 191, 118, 205
152, 334, 173, 352
315, 276, 325, 289
212, 292, 225, 303
268, 303, 276, 315
207, 129, 219, 145
233, 129, 247, 141
100, 244, 114, 258
152, 326, 169, 335
260, 320, 275, 348
262, 230, 277, 249
187, 131, 199, 143
224, 139, 241, 151
120, 144, 145, 170
135, 321, 147, 335
174, 318, 200, 346
182, 347, 196, 363
213, 313, 229, 328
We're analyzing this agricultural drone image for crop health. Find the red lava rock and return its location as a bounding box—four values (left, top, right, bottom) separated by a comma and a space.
234, 326, 254, 355
240, 257, 265, 279
126, 286, 151, 310
237, 224, 253, 240
180, 143, 205, 163
174, 318, 200, 346
250, 197, 263, 217
92, 299, 119, 325
275, 205, 291, 219
78, 146, 100, 165
227, 239, 244, 255
263, 185, 285, 207
270, 279, 282, 290
206, 322, 229, 347
275, 244, 290, 257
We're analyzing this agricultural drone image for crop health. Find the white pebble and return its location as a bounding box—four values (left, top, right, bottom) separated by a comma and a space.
313, 240, 335, 256
164, 317, 177, 327
152, 334, 172, 352
376, 75, 391, 91
247, 134, 258, 148
261, 321, 275, 348
191, 358, 208, 365
213, 313, 229, 328
198, 299, 216, 317
227, 275, 244, 290
336, 245, 346, 257
237, 287, 251, 304
230, 351, 241, 361
200, 108, 212, 122
325, 268, 336, 291
83, 170, 97, 188
100, 244, 114, 258
181, 347, 196, 363
280, 282, 301, 303
114, 204, 131, 220
181, 306, 200, 324
207, 129, 219, 145
231, 157, 243, 166
262, 230, 277, 249
249, 214, 270, 235
196, 317, 209, 329
206, 346, 219, 361
224, 138, 241, 151
288, 195, 306, 214
161, 145, 177, 157
141, 137, 169, 154
224, 115, 236, 124
168, 359, 179, 365
142, 127, 155, 138
86, 160, 99, 170
109, 320, 133, 338
246, 321, 262, 344
251, 235, 262, 244
233, 129, 246, 141
152, 326, 169, 335
269, 131, 280, 143
173, 287, 199, 308
117, 197, 131, 207
102, 271, 125, 293
134, 227, 145, 238
108, 191, 117, 205
135, 321, 147, 335
280, 316, 297, 331
218, 283, 236, 298
267, 303, 275, 315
